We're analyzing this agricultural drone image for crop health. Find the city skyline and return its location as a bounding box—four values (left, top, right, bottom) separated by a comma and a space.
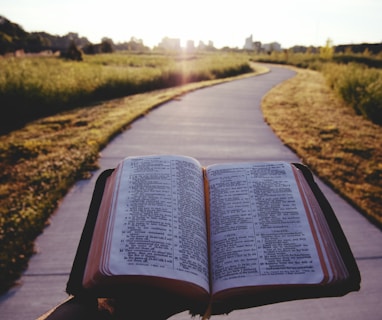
1, 0, 381, 49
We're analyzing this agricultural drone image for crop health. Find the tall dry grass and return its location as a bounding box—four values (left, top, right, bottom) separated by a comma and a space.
252, 51, 382, 125
0, 52, 252, 133
322, 63, 382, 124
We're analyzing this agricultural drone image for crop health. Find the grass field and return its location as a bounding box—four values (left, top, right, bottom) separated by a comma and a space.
0, 52, 253, 133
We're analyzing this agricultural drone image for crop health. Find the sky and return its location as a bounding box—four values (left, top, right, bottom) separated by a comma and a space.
1, 0, 381, 49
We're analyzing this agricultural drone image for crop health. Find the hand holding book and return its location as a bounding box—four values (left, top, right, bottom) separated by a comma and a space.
67, 155, 360, 317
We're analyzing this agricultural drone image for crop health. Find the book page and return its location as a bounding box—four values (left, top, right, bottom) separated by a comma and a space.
206, 162, 324, 294
295, 168, 349, 282
104, 155, 210, 292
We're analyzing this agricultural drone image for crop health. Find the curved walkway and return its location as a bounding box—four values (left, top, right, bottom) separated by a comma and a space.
1, 66, 381, 319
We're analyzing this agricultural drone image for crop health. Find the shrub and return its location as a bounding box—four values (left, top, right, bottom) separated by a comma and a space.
320, 38, 334, 60
323, 63, 382, 125
64, 42, 83, 61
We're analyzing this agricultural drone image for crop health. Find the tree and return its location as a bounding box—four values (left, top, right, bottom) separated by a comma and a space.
0, 32, 13, 54
320, 38, 334, 60
25, 33, 51, 52
101, 39, 114, 53
64, 41, 83, 61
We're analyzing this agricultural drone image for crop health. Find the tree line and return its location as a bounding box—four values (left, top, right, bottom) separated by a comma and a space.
0, 15, 149, 55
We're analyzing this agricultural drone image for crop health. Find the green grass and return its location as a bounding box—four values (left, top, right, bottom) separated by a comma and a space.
0, 52, 253, 133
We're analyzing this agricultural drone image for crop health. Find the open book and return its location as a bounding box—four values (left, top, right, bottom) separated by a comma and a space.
67, 155, 360, 316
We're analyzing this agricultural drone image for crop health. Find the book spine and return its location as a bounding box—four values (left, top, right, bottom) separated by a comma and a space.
66, 169, 115, 296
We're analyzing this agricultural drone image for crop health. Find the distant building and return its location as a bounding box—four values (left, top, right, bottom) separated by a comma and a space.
197, 40, 215, 51
290, 45, 319, 54
243, 35, 282, 53
243, 34, 255, 50
186, 40, 195, 52
158, 37, 181, 51
253, 41, 262, 52
198, 41, 206, 50
262, 42, 282, 53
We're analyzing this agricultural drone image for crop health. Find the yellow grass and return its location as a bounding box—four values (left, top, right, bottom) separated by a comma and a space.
262, 67, 382, 227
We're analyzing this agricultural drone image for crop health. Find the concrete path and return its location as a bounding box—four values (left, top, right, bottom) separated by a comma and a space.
1, 65, 381, 319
